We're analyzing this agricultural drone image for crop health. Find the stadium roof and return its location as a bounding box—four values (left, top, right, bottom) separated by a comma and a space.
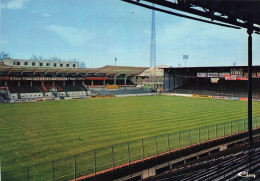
122, 0, 260, 33
0, 63, 148, 76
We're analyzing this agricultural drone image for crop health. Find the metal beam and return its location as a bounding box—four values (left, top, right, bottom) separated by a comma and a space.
248, 25, 253, 147
33, 68, 40, 75
7, 68, 13, 75
122, 0, 241, 29
143, 0, 260, 31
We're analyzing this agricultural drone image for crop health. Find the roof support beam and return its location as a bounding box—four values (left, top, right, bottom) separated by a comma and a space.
55, 69, 62, 76
7, 68, 13, 75
33, 68, 40, 75
20, 68, 26, 75
44, 69, 51, 75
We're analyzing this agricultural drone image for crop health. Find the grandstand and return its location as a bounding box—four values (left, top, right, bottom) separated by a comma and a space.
162, 66, 260, 99
0, 60, 152, 103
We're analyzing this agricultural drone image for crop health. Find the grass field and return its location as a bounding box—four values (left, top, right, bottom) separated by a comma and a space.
1, 95, 260, 180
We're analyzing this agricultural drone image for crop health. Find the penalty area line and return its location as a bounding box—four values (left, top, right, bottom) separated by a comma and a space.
0, 119, 39, 135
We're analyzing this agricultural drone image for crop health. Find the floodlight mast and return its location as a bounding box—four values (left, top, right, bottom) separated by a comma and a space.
150, 4, 156, 89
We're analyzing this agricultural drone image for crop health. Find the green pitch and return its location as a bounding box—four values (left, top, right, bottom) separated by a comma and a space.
1, 95, 260, 180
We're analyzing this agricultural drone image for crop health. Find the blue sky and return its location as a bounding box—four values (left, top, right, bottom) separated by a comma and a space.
0, 0, 259, 68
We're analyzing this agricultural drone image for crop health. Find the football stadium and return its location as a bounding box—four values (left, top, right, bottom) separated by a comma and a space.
1, 0, 260, 181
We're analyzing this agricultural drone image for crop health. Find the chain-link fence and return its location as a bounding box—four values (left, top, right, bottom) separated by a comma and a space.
3, 116, 260, 181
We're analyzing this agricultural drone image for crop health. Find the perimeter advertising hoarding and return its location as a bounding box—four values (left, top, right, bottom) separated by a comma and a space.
197, 73, 208, 77
229, 97, 240, 100
240, 98, 248, 101
236, 77, 248, 80
9, 77, 69, 81
219, 73, 230, 78
219, 96, 228, 99
192, 95, 209, 98
209, 96, 228, 99
106, 85, 119, 89
257, 72, 260, 78
208, 73, 218, 78
225, 76, 237, 80
0, 77, 9, 80
211, 96, 220, 99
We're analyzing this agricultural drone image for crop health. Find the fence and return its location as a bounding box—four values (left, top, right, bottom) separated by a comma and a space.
3, 116, 260, 181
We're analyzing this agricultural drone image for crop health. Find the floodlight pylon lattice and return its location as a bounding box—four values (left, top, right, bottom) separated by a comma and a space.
150, 4, 156, 88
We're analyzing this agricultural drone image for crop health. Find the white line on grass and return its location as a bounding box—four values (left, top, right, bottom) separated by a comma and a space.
0, 119, 39, 135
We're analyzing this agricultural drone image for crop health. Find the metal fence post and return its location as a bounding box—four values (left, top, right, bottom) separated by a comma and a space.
237, 120, 239, 133
243, 118, 245, 131
94, 150, 96, 176
207, 126, 209, 141
188, 129, 191, 145
215, 124, 217, 138
127, 142, 130, 165
27, 167, 29, 181
74, 155, 76, 181
141, 139, 144, 161
155, 136, 158, 156
223, 123, 225, 137
230, 122, 232, 135
178, 131, 181, 149
167, 133, 170, 153
198, 128, 200, 143
52, 161, 54, 181
111, 145, 114, 170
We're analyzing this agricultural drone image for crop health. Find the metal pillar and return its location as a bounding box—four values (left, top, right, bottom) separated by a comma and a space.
248, 26, 253, 147
52, 161, 54, 181
93, 150, 96, 176
27, 167, 30, 181
114, 76, 117, 85
167, 133, 170, 153
111, 145, 114, 170
141, 139, 144, 161
74, 155, 77, 181
127, 142, 130, 165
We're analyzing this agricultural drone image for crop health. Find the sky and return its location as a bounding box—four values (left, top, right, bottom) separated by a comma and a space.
0, 0, 259, 68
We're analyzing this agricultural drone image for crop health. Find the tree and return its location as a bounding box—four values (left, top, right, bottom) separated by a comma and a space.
29, 54, 46, 61
0, 51, 9, 60
80, 61, 86, 68
48, 56, 62, 61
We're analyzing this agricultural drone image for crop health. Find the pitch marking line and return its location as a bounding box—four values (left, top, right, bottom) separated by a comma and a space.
0, 119, 39, 135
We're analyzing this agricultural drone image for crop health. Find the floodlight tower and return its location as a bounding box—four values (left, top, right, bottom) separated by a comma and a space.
150, 4, 156, 88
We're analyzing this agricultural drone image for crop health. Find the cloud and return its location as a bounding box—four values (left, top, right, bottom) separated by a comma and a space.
1, 0, 30, 10
42, 13, 50, 17
46, 25, 94, 46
